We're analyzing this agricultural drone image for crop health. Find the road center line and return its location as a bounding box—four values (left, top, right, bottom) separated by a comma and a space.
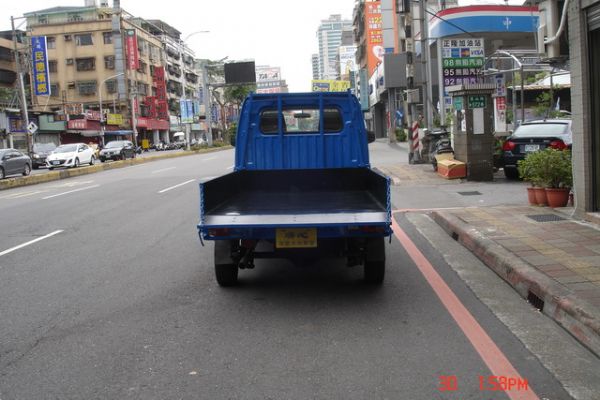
151, 167, 176, 174
158, 179, 195, 193
202, 156, 216, 162
0, 190, 44, 199
42, 185, 100, 200
391, 216, 539, 400
0, 230, 63, 257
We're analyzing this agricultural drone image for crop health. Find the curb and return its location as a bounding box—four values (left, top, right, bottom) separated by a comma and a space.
431, 210, 600, 358
0, 146, 232, 191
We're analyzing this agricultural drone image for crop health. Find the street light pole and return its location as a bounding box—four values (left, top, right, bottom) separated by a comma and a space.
11, 16, 32, 154
99, 71, 124, 146
179, 30, 209, 150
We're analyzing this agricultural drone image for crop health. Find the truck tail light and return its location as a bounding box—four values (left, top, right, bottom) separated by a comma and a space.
208, 228, 230, 237
502, 140, 516, 151
549, 139, 567, 150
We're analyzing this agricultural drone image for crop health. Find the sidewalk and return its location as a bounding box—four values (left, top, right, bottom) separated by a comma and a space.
431, 206, 600, 357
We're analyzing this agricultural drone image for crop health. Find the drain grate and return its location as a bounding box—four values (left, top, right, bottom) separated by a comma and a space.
527, 214, 566, 223
457, 191, 482, 196
527, 291, 545, 312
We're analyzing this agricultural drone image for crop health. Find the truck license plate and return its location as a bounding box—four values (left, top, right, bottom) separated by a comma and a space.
276, 228, 317, 248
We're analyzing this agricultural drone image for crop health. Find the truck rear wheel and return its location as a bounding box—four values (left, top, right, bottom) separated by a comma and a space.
214, 240, 239, 286
364, 237, 385, 284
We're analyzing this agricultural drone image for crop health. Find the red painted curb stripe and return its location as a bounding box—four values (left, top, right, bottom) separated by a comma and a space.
391, 216, 540, 400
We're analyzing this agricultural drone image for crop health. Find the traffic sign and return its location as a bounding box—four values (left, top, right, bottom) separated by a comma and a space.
27, 121, 38, 134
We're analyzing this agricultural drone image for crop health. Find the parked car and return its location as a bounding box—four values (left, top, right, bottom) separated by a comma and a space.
46, 143, 95, 170
99, 140, 136, 162
501, 119, 572, 179
0, 148, 32, 179
31, 142, 57, 169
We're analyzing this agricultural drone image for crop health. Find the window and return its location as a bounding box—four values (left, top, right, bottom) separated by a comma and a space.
137, 60, 147, 74
75, 33, 93, 46
137, 82, 148, 95
48, 60, 58, 73
259, 108, 343, 135
77, 80, 97, 95
105, 79, 117, 94
76, 57, 95, 71
104, 55, 115, 69
38, 15, 48, 24
46, 37, 56, 49
68, 12, 83, 22
137, 38, 148, 56
50, 83, 59, 97
102, 32, 112, 44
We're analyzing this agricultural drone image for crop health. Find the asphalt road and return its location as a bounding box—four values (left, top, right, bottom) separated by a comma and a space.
0, 143, 596, 399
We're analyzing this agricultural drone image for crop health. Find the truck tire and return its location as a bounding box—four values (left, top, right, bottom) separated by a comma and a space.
364, 237, 385, 284
214, 240, 238, 286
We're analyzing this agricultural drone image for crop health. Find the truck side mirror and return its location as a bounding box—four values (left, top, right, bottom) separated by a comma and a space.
367, 131, 376, 143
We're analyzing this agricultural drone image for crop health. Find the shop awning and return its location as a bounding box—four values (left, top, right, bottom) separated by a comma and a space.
105, 130, 133, 136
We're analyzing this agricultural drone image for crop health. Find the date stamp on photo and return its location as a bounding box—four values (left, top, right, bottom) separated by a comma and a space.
439, 375, 529, 392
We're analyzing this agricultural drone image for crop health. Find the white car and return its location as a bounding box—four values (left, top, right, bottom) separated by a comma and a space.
46, 143, 96, 170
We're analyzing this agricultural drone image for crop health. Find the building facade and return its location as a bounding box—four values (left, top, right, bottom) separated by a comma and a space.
568, 0, 600, 217
24, 5, 170, 145
316, 14, 353, 80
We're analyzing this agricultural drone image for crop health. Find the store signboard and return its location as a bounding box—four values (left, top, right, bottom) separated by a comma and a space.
125, 29, 139, 70
31, 36, 51, 96
441, 37, 485, 108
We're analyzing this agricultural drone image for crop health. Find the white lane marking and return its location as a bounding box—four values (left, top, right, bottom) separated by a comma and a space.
226, 165, 234, 170
202, 156, 216, 162
42, 185, 100, 200
50, 180, 94, 188
199, 176, 216, 182
0, 230, 63, 257
158, 179, 195, 194
151, 167, 176, 174
0, 190, 45, 199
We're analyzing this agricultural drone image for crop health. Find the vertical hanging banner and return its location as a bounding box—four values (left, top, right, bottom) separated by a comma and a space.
31, 36, 51, 96
365, 0, 382, 76
125, 29, 139, 70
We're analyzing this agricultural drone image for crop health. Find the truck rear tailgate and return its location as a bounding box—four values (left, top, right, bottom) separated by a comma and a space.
199, 168, 390, 234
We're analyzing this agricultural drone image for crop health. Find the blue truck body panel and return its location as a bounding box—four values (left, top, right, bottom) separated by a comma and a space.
234, 91, 370, 171
197, 92, 391, 243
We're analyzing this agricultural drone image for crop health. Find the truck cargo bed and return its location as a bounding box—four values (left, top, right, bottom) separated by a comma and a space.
200, 169, 389, 228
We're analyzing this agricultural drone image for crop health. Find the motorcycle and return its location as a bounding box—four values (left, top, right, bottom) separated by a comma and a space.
420, 127, 454, 171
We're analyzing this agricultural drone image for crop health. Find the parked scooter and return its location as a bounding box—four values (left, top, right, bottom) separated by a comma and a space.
420, 127, 454, 171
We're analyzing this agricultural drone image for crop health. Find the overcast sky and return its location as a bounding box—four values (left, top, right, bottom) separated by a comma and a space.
3, 0, 525, 92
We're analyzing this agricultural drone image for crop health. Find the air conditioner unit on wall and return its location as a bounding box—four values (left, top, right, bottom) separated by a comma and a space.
64, 35, 72, 41
66, 58, 74, 65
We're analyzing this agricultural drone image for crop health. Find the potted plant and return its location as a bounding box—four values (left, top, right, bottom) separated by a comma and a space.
517, 155, 538, 205
543, 148, 572, 207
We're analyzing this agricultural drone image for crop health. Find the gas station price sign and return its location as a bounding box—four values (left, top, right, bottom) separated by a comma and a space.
442, 38, 485, 108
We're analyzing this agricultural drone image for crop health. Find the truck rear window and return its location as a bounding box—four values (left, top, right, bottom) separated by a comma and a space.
260, 108, 343, 134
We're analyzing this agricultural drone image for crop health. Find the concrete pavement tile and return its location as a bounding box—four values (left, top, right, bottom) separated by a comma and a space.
546, 269, 578, 278
535, 264, 569, 272
566, 248, 598, 257
571, 267, 600, 276
554, 275, 591, 284
573, 289, 600, 298
584, 274, 600, 282
538, 248, 567, 256
502, 244, 535, 252
566, 282, 600, 291
546, 238, 577, 245
523, 255, 563, 266
577, 256, 600, 265
514, 250, 542, 257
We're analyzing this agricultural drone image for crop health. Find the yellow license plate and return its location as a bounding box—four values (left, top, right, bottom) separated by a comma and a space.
276, 228, 317, 248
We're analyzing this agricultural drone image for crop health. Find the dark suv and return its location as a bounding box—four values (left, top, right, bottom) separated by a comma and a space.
501, 119, 572, 179
31, 142, 57, 169
99, 140, 136, 162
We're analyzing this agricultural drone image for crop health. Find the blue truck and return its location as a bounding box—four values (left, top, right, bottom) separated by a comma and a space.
197, 91, 392, 286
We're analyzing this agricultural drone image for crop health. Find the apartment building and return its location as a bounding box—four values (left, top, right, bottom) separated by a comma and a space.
24, 4, 169, 145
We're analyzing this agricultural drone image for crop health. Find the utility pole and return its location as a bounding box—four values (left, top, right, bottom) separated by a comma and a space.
419, 0, 434, 128
11, 16, 32, 154
404, 1, 419, 163
130, 86, 138, 146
